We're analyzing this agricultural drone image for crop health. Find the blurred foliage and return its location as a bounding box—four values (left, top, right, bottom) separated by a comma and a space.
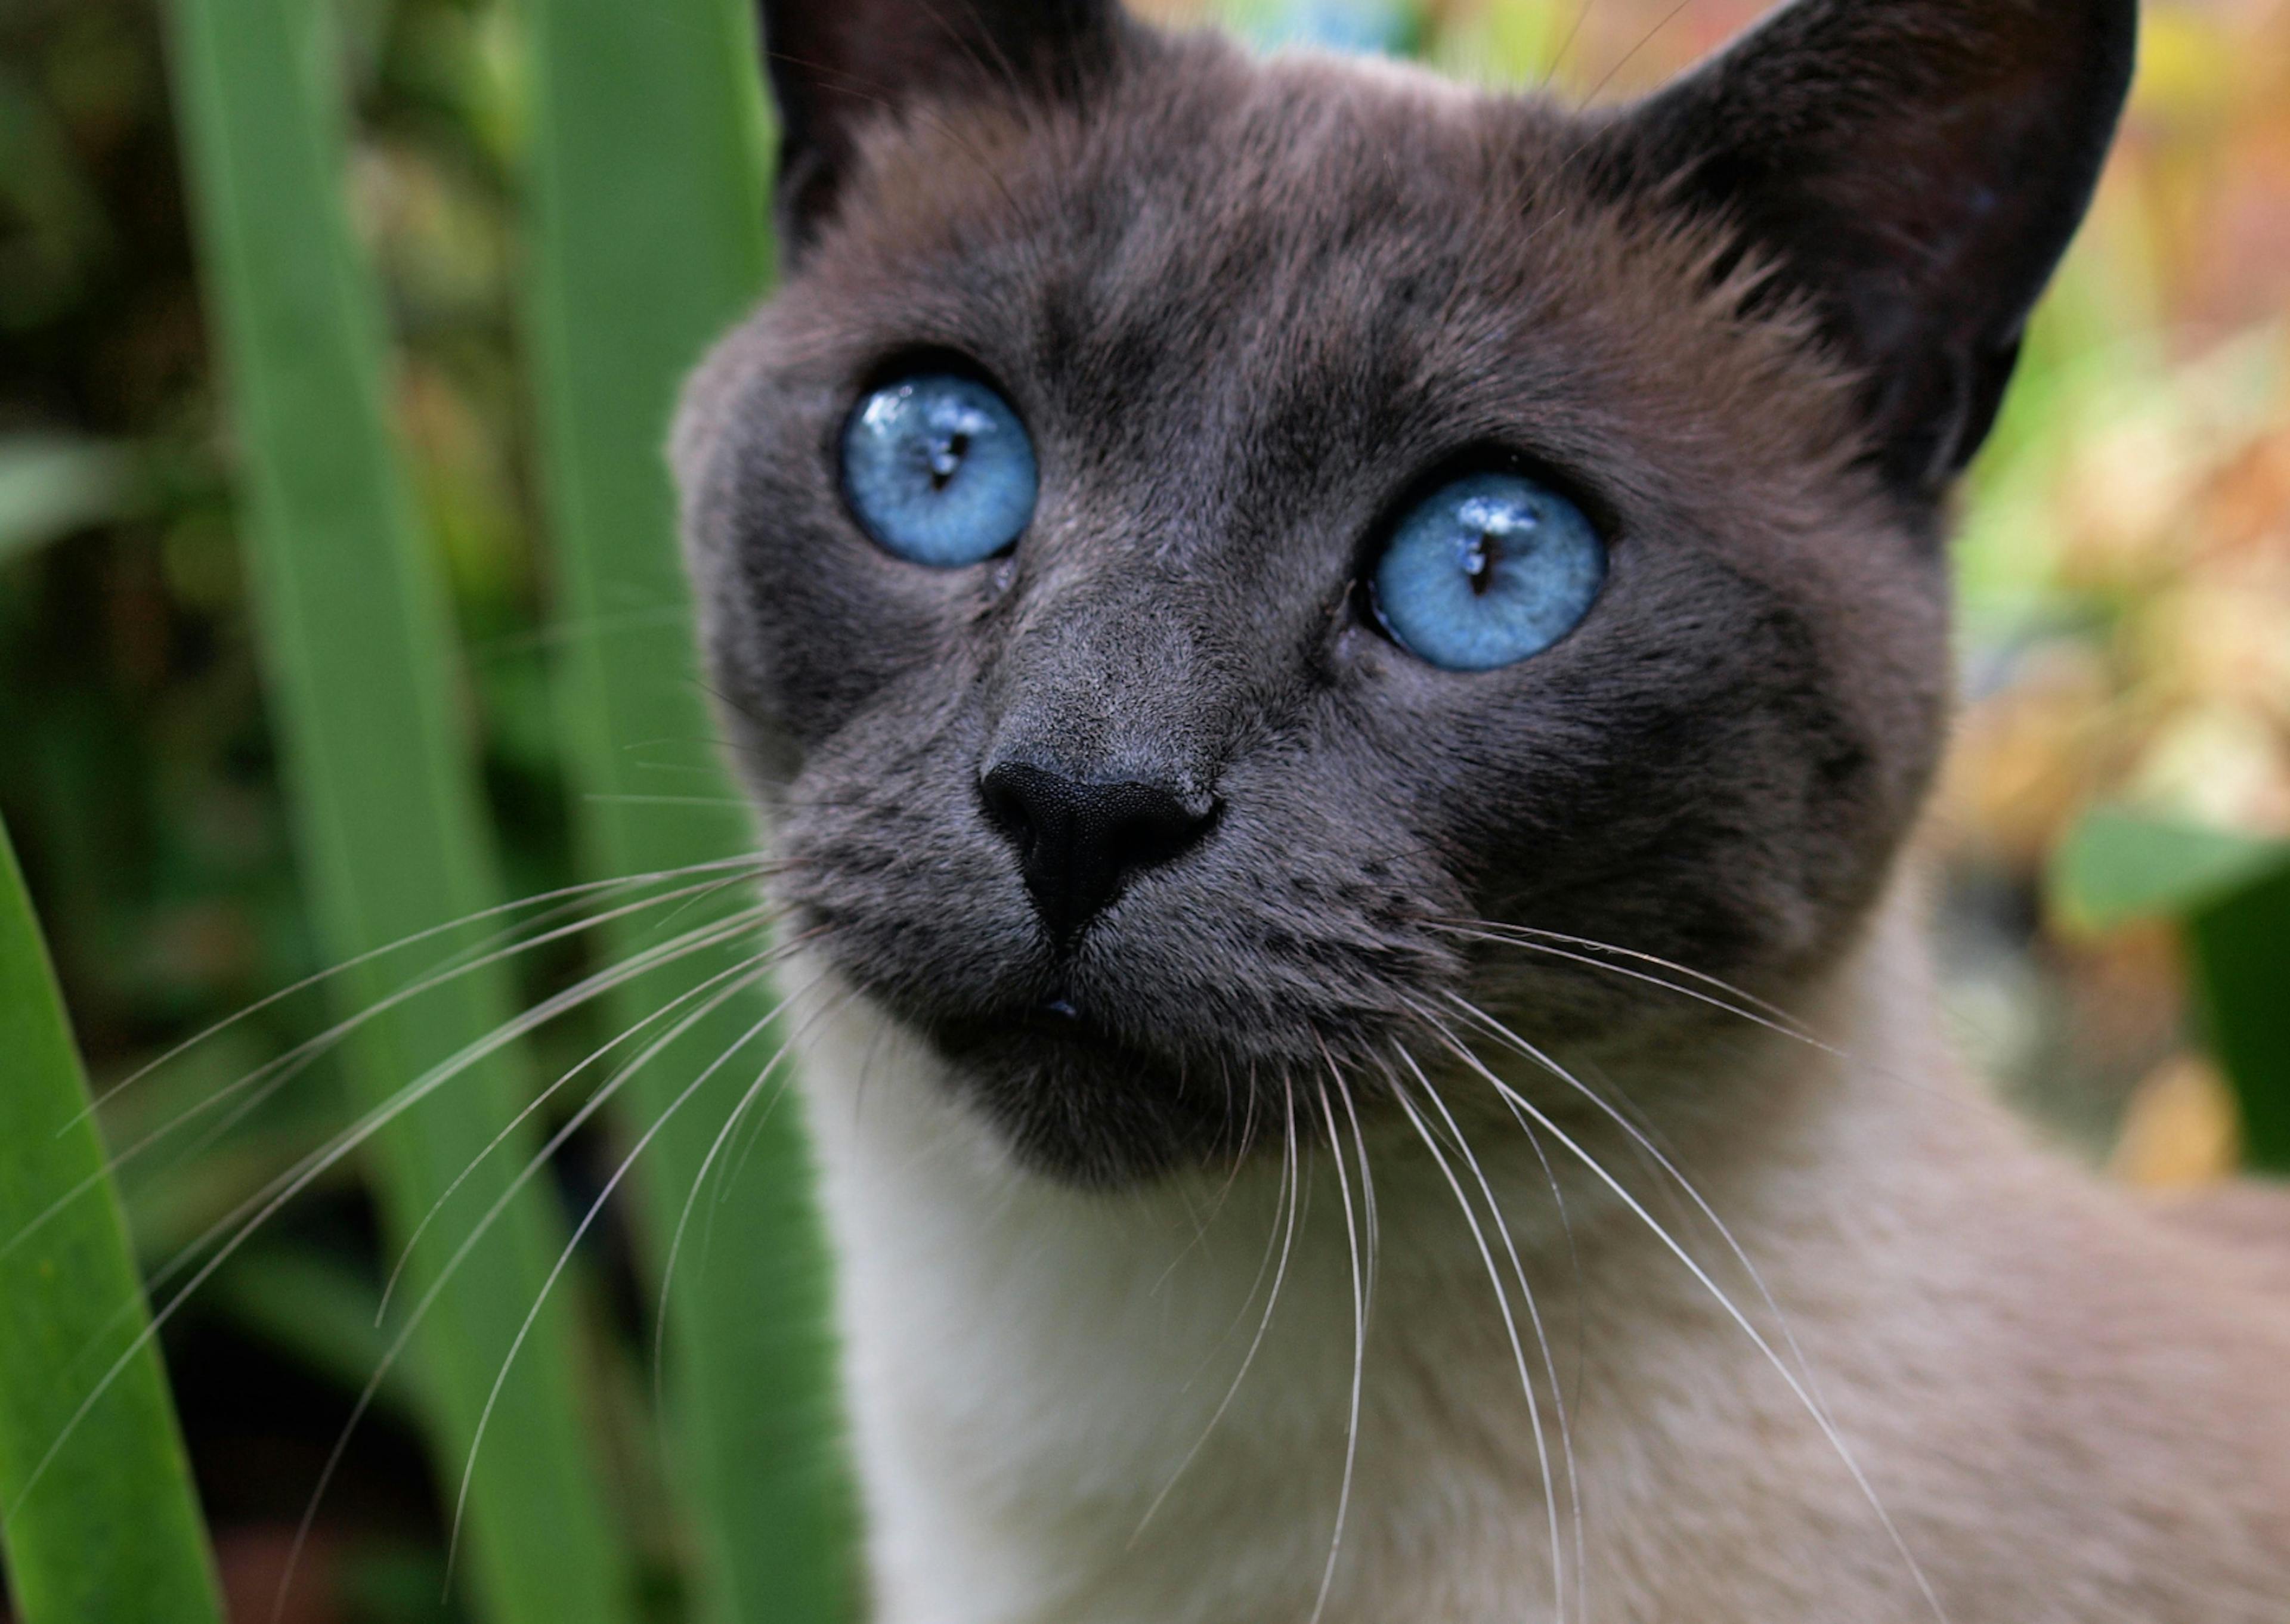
165, 1, 641, 1620
1931, 0, 2290, 1173
3, 0, 2288, 1617
3, 1, 609, 1618
2051, 806, 2288, 934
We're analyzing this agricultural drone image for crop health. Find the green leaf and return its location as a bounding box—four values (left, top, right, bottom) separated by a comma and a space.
518, 2, 855, 1618
2048, 804, 2290, 932
0, 813, 225, 1624
2050, 806, 2290, 1174
160, 2, 633, 1620
2187, 870, 2290, 1177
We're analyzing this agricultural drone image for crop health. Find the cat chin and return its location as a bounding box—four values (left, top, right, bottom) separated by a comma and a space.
918, 1006, 1248, 1188
827, 940, 1729, 1189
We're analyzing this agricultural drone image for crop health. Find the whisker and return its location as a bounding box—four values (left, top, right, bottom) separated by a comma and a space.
648, 980, 853, 1392
2, 899, 779, 1516
1414, 1011, 1949, 1624
375, 923, 813, 1321
1307, 1074, 1367, 1624
1433, 923, 1951, 1112
1129, 1062, 1303, 1545
580, 794, 753, 809
69, 855, 776, 1130
4, 874, 778, 1266
270, 950, 794, 1620
1434, 990, 1837, 1423
444, 967, 834, 1584
1539, 0, 1601, 91
129, 903, 780, 1320
1577, 0, 1693, 104
1328, 1050, 1379, 1310
1505, 1075, 1590, 1624
1431, 920, 1823, 1045
1388, 1052, 1571, 1624
1411, 1053, 1586, 1622
1334, 1066, 1387, 1600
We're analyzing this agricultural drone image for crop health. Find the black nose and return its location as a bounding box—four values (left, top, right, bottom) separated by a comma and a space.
979, 761, 1215, 944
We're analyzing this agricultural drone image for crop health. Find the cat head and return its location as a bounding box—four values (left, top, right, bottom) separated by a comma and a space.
675, 0, 2136, 1183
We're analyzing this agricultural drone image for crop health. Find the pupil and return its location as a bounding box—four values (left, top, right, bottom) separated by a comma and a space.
928, 432, 968, 489
1465, 531, 1496, 596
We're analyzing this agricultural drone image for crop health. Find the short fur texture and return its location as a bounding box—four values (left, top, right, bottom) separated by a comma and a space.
672, 2, 2290, 1617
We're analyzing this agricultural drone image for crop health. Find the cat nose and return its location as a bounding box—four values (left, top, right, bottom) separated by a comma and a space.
979, 760, 1216, 944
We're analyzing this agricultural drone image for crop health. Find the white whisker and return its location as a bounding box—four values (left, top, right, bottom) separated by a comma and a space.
1307, 1076, 1368, 1624
131, 902, 779, 1324
1433, 922, 1830, 1054
3, 878, 777, 1267
1130, 1065, 1303, 1545
71, 856, 776, 1130
1407, 1052, 1585, 1622
1388, 1052, 1571, 1624
1414, 1010, 1949, 1624
2, 898, 778, 1518
649, 980, 852, 1388
1435, 991, 1839, 1430
1435, 918, 1809, 1030
376, 923, 807, 1321
444, 967, 833, 1581
271, 950, 792, 1620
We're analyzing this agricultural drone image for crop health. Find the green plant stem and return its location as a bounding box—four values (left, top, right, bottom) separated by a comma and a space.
519, 2, 853, 1618
0, 814, 224, 1624
162, 2, 633, 1620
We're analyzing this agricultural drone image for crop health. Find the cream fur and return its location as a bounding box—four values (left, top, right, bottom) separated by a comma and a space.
786, 877, 2290, 1623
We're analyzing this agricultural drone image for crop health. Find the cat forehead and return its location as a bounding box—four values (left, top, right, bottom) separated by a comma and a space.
838, 38, 1493, 229
777, 39, 1857, 503
810, 44, 1607, 324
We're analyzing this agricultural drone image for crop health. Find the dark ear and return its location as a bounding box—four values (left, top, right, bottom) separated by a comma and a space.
759, 0, 1118, 258
1595, 0, 2137, 501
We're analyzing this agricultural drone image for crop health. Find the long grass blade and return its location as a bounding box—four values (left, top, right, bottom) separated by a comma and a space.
0, 815, 224, 1624
160, 3, 633, 1619
518, 2, 854, 1617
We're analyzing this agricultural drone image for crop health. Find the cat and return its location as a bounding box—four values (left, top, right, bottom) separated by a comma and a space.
670, 0, 2290, 1617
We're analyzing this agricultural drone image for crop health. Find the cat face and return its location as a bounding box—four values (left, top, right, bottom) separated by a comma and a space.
676, 0, 2133, 1182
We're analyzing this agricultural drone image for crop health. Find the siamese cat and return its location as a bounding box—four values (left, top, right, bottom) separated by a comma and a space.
672, 0, 2290, 1617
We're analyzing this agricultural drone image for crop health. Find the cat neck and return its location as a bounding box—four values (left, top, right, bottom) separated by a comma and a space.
783, 875, 2047, 1623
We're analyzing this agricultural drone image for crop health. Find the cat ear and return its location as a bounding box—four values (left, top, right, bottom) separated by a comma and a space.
759, 0, 1118, 256
1596, 0, 2137, 501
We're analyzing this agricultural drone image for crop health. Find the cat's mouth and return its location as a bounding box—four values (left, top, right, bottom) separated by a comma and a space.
929, 993, 1138, 1068
916, 991, 1243, 1183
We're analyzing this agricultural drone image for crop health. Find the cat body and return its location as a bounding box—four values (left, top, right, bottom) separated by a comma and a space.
672, 2, 2290, 1616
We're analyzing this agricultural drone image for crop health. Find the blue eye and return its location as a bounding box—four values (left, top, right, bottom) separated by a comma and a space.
842, 373, 1038, 566
1370, 472, 1605, 672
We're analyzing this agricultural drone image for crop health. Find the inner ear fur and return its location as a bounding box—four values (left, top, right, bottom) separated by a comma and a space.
1594, 0, 2137, 503
759, 0, 1120, 258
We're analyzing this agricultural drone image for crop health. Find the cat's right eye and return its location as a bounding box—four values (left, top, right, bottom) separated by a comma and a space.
841, 373, 1038, 567
1369, 471, 1606, 672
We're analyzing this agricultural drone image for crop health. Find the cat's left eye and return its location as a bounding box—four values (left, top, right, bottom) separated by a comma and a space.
841, 372, 1038, 567
1370, 471, 1606, 672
